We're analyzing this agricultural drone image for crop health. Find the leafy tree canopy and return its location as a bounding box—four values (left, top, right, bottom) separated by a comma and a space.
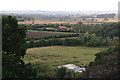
2, 15, 37, 79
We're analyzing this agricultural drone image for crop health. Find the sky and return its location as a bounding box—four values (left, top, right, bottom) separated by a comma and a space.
0, 0, 119, 11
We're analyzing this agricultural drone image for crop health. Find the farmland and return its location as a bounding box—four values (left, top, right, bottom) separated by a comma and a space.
18, 21, 68, 24
23, 46, 109, 77
2, 12, 119, 78
27, 31, 63, 38
26, 30, 74, 38
24, 46, 108, 67
18, 17, 118, 25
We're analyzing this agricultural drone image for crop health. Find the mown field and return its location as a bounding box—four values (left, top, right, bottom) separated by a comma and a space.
24, 46, 108, 67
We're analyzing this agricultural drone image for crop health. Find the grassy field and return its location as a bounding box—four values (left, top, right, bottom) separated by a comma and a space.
28, 30, 74, 34
24, 46, 108, 67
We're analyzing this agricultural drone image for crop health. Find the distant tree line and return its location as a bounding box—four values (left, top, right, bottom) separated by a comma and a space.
24, 21, 119, 37
72, 22, 118, 38
26, 22, 118, 48
25, 23, 71, 29
96, 13, 116, 18
26, 33, 79, 41
25, 21, 118, 39
27, 32, 118, 48
21, 23, 74, 32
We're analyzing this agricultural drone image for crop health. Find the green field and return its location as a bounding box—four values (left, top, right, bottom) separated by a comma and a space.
24, 46, 108, 67
28, 30, 74, 34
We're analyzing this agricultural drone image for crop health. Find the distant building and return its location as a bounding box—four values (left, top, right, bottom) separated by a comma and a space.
57, 26, 73, 31
67, 28, 73, 31
58, 64, 85, 73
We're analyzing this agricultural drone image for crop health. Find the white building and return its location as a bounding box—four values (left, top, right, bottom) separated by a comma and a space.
58, 64, 85, 73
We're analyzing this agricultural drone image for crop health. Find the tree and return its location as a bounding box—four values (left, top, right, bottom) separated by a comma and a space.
2, 15, 37, 79
29, 40, 35, 48
84, 45, 120, 78
2, 15, 27, 57
43, 24, 46, 30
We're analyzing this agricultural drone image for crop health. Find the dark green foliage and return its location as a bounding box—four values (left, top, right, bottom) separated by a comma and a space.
26, 23, 73, 32
26, 22, 118, 48
27, 40, 35, 48
96, 22, 118, 38
64, 38, 81, 46
27, 32, 118, 48
3, 54, 37, 79
56, 67, 67, 78
27, 22, 118, 38
27, 33, 79, 40
2, 15, 37, 79
2, 15, 27, 57
72, 22, 118, 38
72, 22, 102, 34
56, 67, 76, 78
84, 43, 120, 78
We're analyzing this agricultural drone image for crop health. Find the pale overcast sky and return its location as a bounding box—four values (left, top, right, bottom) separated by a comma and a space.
0, 0, 119, 11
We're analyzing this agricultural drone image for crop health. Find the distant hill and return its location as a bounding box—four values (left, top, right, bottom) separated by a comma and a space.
0, 10, 117, 15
